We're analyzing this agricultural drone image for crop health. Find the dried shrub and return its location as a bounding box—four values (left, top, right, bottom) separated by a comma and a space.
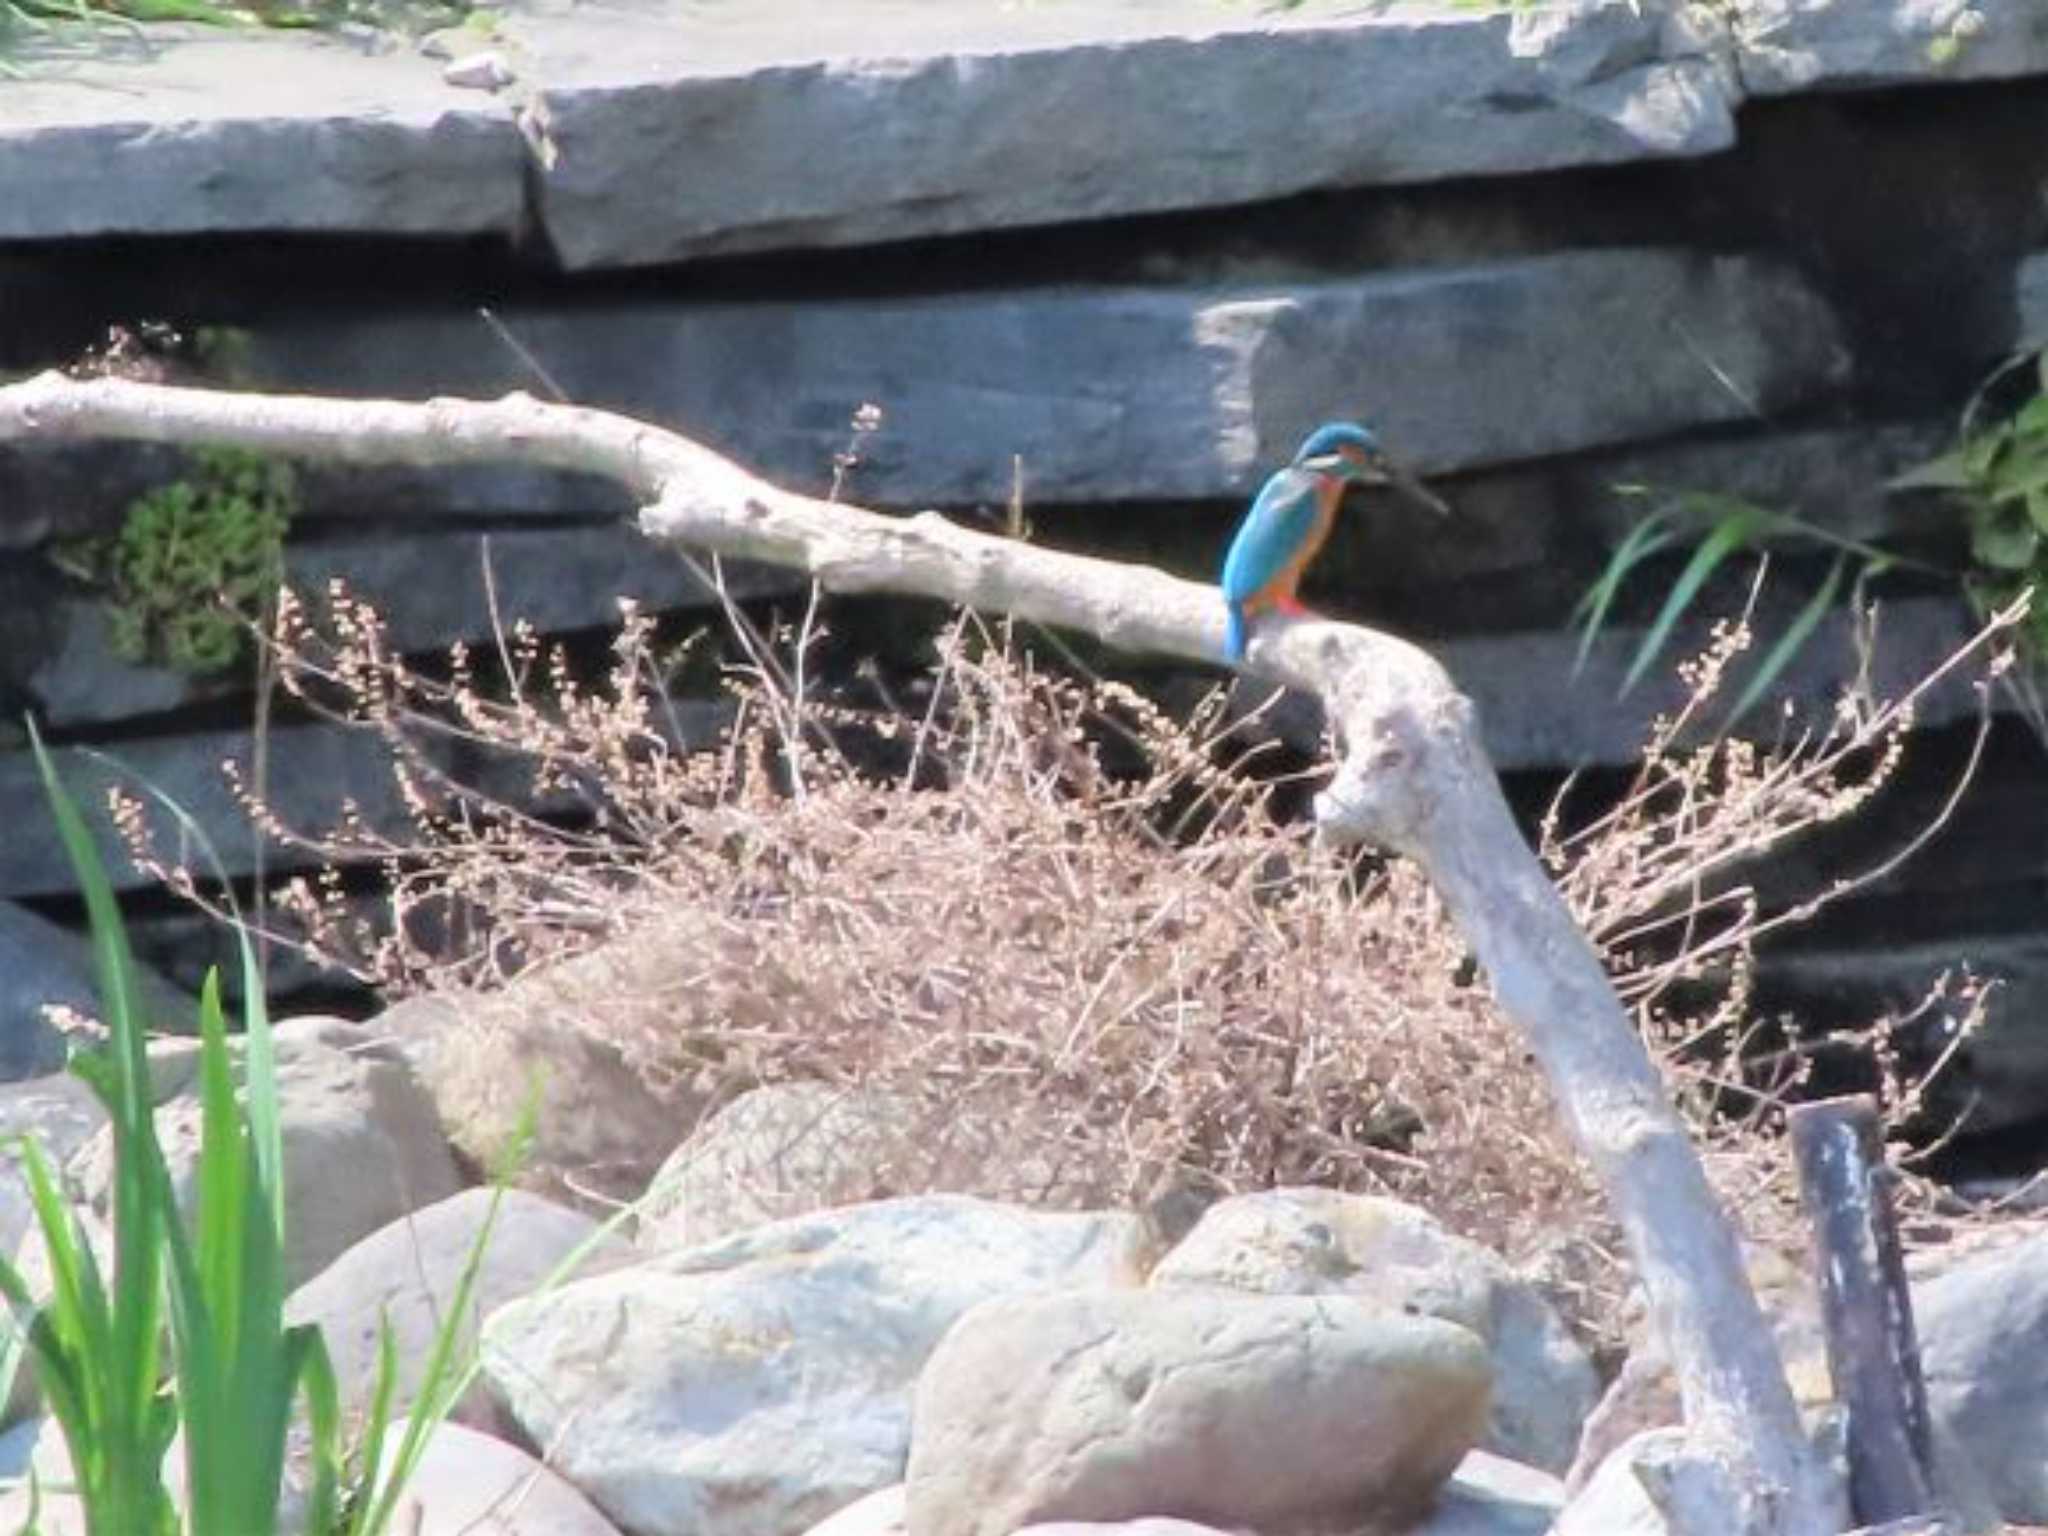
116, 576, 2018, 1343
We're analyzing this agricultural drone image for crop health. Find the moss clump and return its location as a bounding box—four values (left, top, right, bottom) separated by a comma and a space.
94, 446, 296, 674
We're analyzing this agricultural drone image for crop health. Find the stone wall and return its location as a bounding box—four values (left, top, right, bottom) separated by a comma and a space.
2, 0, 2047, 1153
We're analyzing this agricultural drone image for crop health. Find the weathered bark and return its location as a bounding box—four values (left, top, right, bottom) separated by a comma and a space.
0, 373, 1843, 1533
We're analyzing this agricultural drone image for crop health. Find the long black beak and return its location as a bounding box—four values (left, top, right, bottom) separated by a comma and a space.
1383, 457, 1451, 518
1303, 451, 1451, 517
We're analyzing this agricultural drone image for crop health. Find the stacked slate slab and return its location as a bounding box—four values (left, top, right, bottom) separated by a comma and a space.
1, 0, 2046, 1140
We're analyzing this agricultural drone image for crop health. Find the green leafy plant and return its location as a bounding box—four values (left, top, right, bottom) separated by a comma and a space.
0, 729, 502, 1536
1571, 489, 1903, 730
1892, 350, 2048, 659
1578, 349, 2048, 736
65, 447, 295, 675
1, 0, 465, 70
0, 726, 184, 1535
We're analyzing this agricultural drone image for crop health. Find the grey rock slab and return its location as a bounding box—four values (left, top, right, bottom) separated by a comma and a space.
1762, 929, 2048, 1139
1196, 251, 1846, 484
0, 903, 194, 1080
0, 442, 631, 548
2020, 252, 2048, 351
71, 1015, 462, 1290
1149, 1188, 1594, 1475
1730, 0, 2048, 93
0, 698, 718, 900
286, 1187, 636, 1434
1213, 584, 1993, 777
1564, 420, 1956, 548
904, 1288, 1492, 1536
119, 904, 360, 1005
241, 250, 1847, 508
1435, 591, 1990, 771
22, 524, 792, 729
480, 1194, 1145, 1536
1916, 1230, 2048, 1522
0, 27, 522, 241
0, 722, 423, 899
513, 0, 1736, 268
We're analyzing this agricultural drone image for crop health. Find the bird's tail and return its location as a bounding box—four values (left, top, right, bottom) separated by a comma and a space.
1223, 604, 1248, 663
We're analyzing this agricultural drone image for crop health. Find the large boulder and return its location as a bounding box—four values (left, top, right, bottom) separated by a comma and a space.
1917, 1230, 2048, 1524
1149, 1188, 1597, 1473
637, 1082, 1088, 1251
0, 1414, 625, 1536
70, 1015, 462, 1290
375, 1417, 625, 1536
380, 979, 704, 1213
904, 1288, 1492, 1536
481, 1195, 1144, 1536
638, 1082, 919, 1251
285, 1186, 636, 1434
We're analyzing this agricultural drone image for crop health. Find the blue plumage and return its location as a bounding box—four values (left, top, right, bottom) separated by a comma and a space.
1215, 419, 1446, 665
1219, 467, 1323, 662
1224, 606, 1248, 663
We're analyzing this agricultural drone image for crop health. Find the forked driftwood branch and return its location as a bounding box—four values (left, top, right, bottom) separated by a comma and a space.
0, 373, 1843, 1534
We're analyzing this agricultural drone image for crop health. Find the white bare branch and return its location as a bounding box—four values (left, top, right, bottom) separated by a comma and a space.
0, 370, 1843, 1534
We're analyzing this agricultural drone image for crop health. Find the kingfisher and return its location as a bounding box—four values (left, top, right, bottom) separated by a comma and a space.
1218, 421, 1449, 663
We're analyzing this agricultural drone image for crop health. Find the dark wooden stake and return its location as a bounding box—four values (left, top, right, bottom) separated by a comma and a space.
1789, 1095, 1936, 1526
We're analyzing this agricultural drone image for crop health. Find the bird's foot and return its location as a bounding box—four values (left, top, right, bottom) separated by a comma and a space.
1271, 595, 1312, 617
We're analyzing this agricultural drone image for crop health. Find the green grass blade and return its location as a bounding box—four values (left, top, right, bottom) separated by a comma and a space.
26, 726, 201, 1536
298, 1330, 343, 1536
9, 1156, 100, 1496
171, 946, 298, 1536
26, 726, 169, 1479
12, 1464, 40, 1536
192, 974, 246, 1361
15, 1145, 100, 1367
239, 944, 285, 1247
1886, 449, 1976, 492
1572, 508, 1677, 675
1620, 504, 1772, 696
343, 1318, 402, 1536
166, 981, 231, 1534
1722, 554, 1850, 731
108, 0, 239, 20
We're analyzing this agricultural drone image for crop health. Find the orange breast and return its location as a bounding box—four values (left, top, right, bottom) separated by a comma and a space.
1256, 483, 1341, 604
